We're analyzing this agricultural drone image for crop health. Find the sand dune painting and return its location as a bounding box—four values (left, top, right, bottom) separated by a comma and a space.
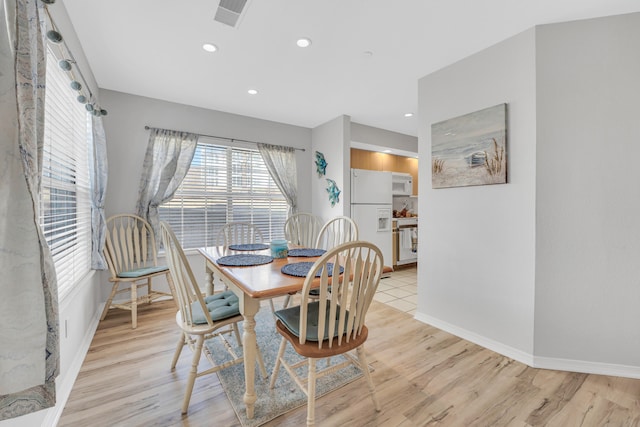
431, 103, 507, 189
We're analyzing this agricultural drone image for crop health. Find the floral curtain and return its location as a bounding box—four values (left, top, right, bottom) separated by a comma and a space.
0, 0, 60, 420
135, 128, 198, 246
90, 115, 108, 269
257, 143, 298, 216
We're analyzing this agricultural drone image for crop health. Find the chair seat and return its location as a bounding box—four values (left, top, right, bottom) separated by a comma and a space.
117, 265, 169, 278
275, 319, 368, 359
274, 301, 349, 342
191, 290, 240, 324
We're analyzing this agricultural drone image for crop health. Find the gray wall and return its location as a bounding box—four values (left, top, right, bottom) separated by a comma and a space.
534, 12, 640, 367
100, 90, 312, 219
417, 11, 640, 375
311, 115, 351, 222
351, 122, 418, 153
417, 28, 538, 360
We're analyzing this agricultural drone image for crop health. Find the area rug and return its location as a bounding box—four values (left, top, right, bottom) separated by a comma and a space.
205, 305, 365, 427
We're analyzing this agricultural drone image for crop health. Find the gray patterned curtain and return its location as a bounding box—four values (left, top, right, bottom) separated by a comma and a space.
257, 143, 298, 216
135, 128, 198, 246
90, 115, 109, 269
0, 0, 60, 420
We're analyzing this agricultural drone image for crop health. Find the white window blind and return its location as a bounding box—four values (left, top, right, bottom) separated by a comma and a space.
40, 46, 92, 299
159, 140, 288, 249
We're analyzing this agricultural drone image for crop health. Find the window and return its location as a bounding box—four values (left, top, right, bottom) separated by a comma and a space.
40, 46, 92, 299
159, 139, 288, 249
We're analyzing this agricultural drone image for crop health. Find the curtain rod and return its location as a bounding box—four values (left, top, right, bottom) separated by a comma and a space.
144, 126, 305, 152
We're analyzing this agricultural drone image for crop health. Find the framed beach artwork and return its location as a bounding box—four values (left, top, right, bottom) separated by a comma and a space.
431, 103, 507, 189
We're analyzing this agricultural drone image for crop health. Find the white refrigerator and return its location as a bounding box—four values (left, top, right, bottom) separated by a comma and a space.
350, 168, 393, 267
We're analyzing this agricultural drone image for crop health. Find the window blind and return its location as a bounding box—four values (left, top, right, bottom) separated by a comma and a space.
159, 141, 288, 249
40, 46, 92, 299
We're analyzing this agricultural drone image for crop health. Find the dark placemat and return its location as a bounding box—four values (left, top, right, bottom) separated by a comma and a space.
281, 261, 343, 277
217, 254, 273, 267
288, 248, 326, 257
228, 243, 269, 251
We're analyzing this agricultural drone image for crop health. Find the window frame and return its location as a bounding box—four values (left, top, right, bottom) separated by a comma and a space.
159, 137, 288, 249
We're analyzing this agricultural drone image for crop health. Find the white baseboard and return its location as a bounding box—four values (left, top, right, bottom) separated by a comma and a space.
42, 303, 104, 427
414, 312, 534, 366
414, 311, 640, 379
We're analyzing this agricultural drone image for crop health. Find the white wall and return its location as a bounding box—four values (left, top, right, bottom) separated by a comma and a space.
534, 12, 640, 368
416, 28, 538, 361
311, 116, 351, 222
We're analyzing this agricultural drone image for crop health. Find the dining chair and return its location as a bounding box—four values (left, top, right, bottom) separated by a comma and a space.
216, 221, 281, 316
269, 241, 383, 426
282, 213, 323, 308
216, 221, 264, 247
315, 215, 359, 250
161, 222, 267, 414
284, 212, 322, 248
101, 214, 176, 329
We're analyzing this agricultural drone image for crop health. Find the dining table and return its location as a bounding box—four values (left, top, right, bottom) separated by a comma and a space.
197, 244, 320, 420
198, 244, 393, 420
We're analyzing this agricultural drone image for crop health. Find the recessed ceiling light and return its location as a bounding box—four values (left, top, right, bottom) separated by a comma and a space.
247, 89, 258, 95
404, 112, 414, 117
296, 38, 312, 48
202, 43, 218, 52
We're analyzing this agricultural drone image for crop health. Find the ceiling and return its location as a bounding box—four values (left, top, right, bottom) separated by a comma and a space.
62, 0, 640, 138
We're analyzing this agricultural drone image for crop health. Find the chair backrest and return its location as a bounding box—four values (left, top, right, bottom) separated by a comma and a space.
315, 216, 359, 250
284, 213, 322, 247
161, 222, 213, 328
216, 222, 264, 247
298, 241, 383, 349
104, 214, 160, 277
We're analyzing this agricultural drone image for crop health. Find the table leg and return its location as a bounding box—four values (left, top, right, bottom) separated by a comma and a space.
239, 296, 260, 419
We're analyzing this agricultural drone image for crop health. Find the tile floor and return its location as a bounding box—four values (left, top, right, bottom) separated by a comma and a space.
375, 266, 417, 315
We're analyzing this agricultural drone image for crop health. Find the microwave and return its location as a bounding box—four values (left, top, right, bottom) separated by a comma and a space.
392, 173, 413, 195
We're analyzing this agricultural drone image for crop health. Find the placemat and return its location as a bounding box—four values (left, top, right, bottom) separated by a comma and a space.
228, 243, 269, 251
287, 248, 326, 257
281, 261, 343, 277
217, 254, 273, 267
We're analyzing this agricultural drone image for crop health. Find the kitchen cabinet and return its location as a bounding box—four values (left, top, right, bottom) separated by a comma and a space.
351, 148, 418, 195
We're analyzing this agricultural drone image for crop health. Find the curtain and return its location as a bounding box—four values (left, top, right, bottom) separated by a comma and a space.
90, 115, 108, 269
0, 0, 60, 420
135, 128, 197, 246
257, 143, 298, 216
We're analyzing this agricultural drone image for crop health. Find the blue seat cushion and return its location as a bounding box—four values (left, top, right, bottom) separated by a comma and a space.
118, 265, 168, 278
274, 301, 349, 342
191, 290, 240, 324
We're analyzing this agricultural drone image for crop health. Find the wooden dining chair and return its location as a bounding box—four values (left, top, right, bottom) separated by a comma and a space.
101, 214, 176, 329
216, 221, 264, 247
284, 212, 322, 247
315, 215, 359, 250
216, 221, 280, 315
160, 222, 267, 414
269, 241, 383, 426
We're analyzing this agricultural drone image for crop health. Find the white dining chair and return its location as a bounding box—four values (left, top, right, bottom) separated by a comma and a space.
270, 241, 383, 426
284, 212, 322, 248
161, 222, 267, 414
315, 215, 359, 250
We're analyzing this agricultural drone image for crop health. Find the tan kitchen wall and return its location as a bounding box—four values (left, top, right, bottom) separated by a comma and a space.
350, 148, 418, 195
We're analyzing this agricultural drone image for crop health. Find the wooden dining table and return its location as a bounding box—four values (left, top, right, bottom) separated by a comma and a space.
197, 245, 318, 420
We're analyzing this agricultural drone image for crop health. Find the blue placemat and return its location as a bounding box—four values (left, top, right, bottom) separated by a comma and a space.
288, 248, 326, 257
281, 262, 343, 277
228, 243, 269, 251
217, 254, 273, 267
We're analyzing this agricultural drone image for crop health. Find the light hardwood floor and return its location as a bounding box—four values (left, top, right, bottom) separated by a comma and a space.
59, 297, 640, 427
